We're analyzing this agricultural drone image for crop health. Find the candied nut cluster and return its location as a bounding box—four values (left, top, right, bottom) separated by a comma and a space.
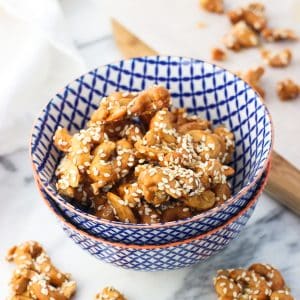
211, 48, 227, 61
204, 1, 298, 100
227, 2, 267, 32
223, 21, 258, 51
214, 263, 294, 300
95, 287, 126, 300
262, 28, 298, 42
6, 241, 76, 300
53, 85, 235, 224
199, 0, 223, 14
277, 79, 300, 101
261, 49, 292, 68
223, 2, 298, 57
236, 66, 265, 98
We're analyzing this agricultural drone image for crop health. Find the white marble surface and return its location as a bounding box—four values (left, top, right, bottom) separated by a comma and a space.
1, 1, 300, 299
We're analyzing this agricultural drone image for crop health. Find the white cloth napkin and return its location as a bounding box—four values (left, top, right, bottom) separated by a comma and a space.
0, 0, 86, 155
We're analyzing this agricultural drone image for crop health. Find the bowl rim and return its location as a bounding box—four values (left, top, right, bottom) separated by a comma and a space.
30, 55, 274, 229
37, 163, 270, 250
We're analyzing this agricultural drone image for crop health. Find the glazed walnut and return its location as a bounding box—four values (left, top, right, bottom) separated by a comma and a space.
223, 21, 259, 51
227, 2, 267, 32
90, 86, 170, 123
6, 241, 76, 300
214, 263, 294, 300
95, 287, 126, 300
262, 28, 298, 42
276, 79, 299, 101
54, 86, 235, 224
261, 49, 292, 68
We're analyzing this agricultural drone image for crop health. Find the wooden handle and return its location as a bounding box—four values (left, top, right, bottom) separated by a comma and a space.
111, 18, 157, 57
111, 19, 300, 215
265, 151, 300, 215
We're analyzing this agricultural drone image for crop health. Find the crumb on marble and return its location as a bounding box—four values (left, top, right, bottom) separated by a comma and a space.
211, 48, 227, 61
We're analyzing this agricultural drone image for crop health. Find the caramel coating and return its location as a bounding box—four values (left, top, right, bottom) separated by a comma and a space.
53, 127, 72, 152
138, 203, 161, 224
262, 28, 298, 42
89, 139, 136, 193
7, 241, 76, 300
91, 86, 170, 123
223, 21, 259, 51
162, 206, 192, 222
182, 190, 216, 211
249, 264, 285, 291
214, 183, 232, 204
214, 263, 294, 300
107, 192, 137, 223
276, 79, 299, 101
228, 2, 267, 32
95, 287, 126, 300
118, 182, 142, 208
261, 49, 292, 68
54, 86, 235, 224
94, 202, 116, 221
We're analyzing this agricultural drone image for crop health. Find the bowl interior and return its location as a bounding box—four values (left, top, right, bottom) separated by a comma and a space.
31, 56, 272, 216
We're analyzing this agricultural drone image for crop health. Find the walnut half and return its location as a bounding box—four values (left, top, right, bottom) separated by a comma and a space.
223, 21, 259, 51
261, 49, 292, 68
277, 79, 299, 101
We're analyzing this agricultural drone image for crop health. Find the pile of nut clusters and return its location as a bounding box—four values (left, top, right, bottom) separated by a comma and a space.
214, 263, 295, 300
6, 241, 76, 300
200, 0, 300, 102
54, 85, 235, 224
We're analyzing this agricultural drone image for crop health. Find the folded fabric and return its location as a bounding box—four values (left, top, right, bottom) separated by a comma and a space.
0, 0, 86, 154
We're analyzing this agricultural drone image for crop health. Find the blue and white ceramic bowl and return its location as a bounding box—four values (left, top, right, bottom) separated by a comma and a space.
38, 168, 268, 271
31, 56, 273, 245
52, 176, 263, 245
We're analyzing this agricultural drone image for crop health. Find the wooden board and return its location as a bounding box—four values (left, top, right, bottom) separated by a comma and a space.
111, 19, 300, 215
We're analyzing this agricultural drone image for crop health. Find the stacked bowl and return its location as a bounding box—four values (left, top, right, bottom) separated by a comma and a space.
30, 56, 273, 271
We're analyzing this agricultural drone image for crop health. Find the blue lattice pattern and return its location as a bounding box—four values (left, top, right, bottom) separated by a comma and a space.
40, 182, 263, 271
57, 171, 266, 245
31, 56, 272, 245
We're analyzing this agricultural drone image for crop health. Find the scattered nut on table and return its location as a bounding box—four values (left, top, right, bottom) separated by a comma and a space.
262, 28, 298, 42
261, 48, 292, 68
277, 79, 299, 101
6, 241, 76, 300
53, 85, 235, 224
211, 48, 227, 61
236, 66, 265, 98
214, 263, 295, 300
95, 287, 126, 300
227, 2, 267, 32
223, 21, 259, 51
199, 0, 223, 14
